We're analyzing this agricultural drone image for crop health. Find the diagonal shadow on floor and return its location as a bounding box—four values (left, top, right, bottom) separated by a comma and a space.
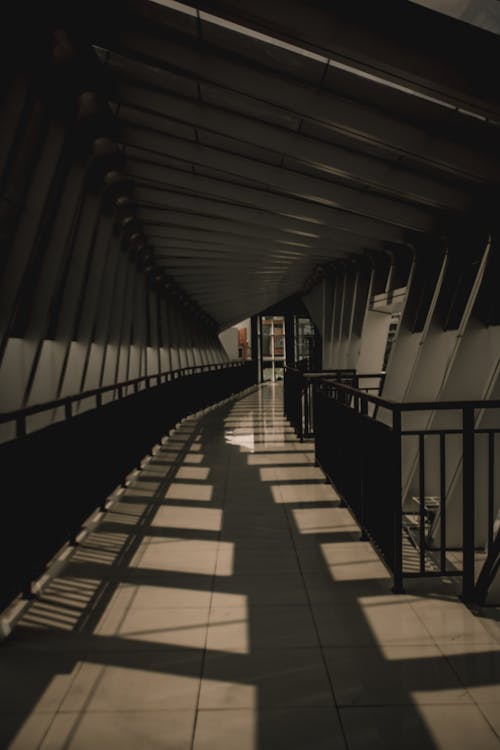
1, 384, 500, 750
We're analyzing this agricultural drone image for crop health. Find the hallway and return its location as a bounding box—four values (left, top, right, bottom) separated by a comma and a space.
1, 384, 500, 749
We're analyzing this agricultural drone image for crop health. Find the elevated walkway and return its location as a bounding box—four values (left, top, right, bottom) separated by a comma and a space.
1, 385, 500, 749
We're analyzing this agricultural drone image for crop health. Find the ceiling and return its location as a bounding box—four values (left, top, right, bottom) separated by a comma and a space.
410, 0, 500, 36
71, 0, 500, 328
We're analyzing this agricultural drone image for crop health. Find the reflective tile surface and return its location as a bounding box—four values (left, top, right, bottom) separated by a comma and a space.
1, 384, 499, 749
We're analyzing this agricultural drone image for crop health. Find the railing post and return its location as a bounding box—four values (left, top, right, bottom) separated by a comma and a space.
64, 401, 72, 421
312, 381, 320, 467
418, 433, 426, 575
392, 408, 404, 594
462, 407, 475, 603
307, 379, 314, 437
360, 395, 368, 416
300, 379, 307, 442
16, 415, 26, 439
488, 432, 495, 553
283, 368, 287, 418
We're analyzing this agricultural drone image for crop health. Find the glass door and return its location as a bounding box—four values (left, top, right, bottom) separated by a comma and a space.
260, 315, 286, 382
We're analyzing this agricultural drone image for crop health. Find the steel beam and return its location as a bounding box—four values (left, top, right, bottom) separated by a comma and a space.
122, 130, 434, 231
133, 176, 410, 244
116, 83, 468, 210
144, 210, 385, 250
173, 0, 500, 117
100, 28, 500, 180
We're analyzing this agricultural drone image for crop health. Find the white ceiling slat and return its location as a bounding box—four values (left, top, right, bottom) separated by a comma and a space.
113, 29, 500, 181
116, 81, 468, 210
123, 128, 435, 232
133, 177, 406, 244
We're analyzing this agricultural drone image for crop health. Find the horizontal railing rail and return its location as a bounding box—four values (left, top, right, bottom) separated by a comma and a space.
0, 360, 250, 440
310, 376, 500, 604
317, 377, 500, 412
0, 359, 258, 612
284, 366, 356, 440
284, 365, 385, 440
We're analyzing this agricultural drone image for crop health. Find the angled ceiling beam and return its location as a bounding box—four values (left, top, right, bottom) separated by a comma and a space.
172, 0, 500, 117
137, 195, 401, 246
115, 82, 469, 210
143, 209, 384, 248
122, 129, 435, 231
154, 250, 357, 266
132, 174, 412, 244
148, 226, 380, 254
154, 255, 324, 267
154, 242, 353, 260
97, 27, 500, 180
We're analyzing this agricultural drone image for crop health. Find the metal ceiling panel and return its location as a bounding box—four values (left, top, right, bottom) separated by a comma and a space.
65, 0, 500, 326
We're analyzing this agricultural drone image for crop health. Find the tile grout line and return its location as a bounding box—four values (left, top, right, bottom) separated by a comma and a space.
279, 418, 352, 750
87, 422, 203, 638
433, 639, 500, 743
34, 416, 209, 750
187, 388, 268, 747
189, 404, 232, 750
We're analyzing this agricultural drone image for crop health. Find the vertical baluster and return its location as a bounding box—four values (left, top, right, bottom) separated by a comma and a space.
439, 432, 447, 573
488, 431, 494, 553
392, 408, 404, 593
418, 433, 426, 575
361, 396, 368, 417
16, 414, 26, 439
302, 380, 308, 441
462, 407, 475, 602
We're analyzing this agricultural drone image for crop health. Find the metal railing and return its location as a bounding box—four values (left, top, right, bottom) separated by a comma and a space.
311, 377, 500, 603
0, 360, 253, 441
0, 360, 257, 611
284, 366, 385, 440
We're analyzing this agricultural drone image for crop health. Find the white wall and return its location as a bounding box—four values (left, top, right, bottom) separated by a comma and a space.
356, 310, 392, 374
219, 327, 239, 360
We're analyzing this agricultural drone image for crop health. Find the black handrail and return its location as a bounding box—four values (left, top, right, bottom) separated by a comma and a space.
311, 376, 500, 604
0, 360, 251, 439
284, 366, 362, 440
284, 366, 387, 440
0, 358, 258, 611
317, 377, 500, 413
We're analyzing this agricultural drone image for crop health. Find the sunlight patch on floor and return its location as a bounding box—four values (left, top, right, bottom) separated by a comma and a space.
165, 483, 214, 502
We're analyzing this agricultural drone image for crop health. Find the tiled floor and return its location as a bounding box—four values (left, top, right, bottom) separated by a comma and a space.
1, 383, 500, 749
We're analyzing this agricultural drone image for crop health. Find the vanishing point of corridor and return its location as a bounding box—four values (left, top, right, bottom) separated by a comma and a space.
1, 384, 500, 750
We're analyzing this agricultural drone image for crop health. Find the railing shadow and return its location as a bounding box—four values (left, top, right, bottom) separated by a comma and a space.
1, 385, 499, 749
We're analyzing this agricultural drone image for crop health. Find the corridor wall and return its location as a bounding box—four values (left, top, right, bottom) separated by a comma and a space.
303, 230, 500, 561
303, 255, 393, 374
0, 36, 227, 442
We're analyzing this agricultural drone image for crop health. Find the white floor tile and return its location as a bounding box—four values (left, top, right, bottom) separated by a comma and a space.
324, 644, 471, 705
340, 704, 500, 749
199, 648, 333, 708
438, 642, 500, 702
411, 599, 496, 644
193, 708, 347, 750
7, 384, 499, 750
313, 601, 434, 647
60, 650, 203, 711
40, 710, 195, 750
